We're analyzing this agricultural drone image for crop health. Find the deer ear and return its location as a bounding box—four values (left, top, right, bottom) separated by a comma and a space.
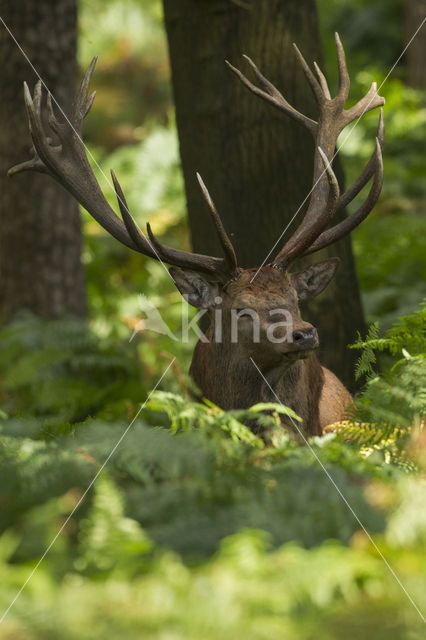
169, 267, 220, 308
290, 258, 340, 300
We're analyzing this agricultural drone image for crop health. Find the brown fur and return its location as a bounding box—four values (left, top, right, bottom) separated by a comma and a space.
188, 265, 352, 436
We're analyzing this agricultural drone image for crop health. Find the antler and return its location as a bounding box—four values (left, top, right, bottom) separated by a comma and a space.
8, 58, 239, 280
227, 32, 385, 268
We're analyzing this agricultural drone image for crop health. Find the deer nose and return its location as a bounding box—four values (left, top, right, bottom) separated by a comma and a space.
292, 327, 318, 350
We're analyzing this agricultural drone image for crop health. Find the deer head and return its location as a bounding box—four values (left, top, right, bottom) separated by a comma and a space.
169, 259, 342, 370
9, 34, 384, 372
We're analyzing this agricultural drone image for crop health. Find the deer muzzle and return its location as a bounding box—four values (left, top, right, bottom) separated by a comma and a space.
292, 327, 319, 351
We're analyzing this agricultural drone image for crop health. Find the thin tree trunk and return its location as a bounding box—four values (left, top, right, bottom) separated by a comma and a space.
0, 0, 86, 321
404, 0, 426, 88
163, 0, 366, 391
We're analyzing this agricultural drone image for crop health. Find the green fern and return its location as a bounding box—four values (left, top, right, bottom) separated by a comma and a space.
331, 420, 418, 473
352, 322, 380, 380
351, 302, 426, 361
145, 391, 303, 448
341, 303, 426, 469
0, 313, 142, 434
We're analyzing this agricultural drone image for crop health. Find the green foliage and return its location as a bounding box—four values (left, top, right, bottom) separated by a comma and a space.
82, 124, 187, 342
352, 321, 381, 381
318, 0, 403, 72
341, 75, 426, 327
352, 302, 426, 367
353, 354, 425, 430
0, 305, 395, 563
0, 274, 424, 637
1, 403, 423, 638
49, 413, 381, 557
0, 313, 143, 434
331, 304, 426, 471
76, 474, 153, 575
318, 0, 426, 327
78, 0, 170, 150
0, 522, 425, 639
350, 303, 426, 431
0, 433, 93, 534
145, 390, 304, 445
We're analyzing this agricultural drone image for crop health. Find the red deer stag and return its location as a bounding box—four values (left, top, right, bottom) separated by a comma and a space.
9, 34, 384, 436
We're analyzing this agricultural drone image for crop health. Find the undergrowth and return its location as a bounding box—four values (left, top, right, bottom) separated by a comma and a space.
0, 303, 425, 637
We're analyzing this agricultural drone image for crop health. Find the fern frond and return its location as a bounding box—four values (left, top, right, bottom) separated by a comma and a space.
352, 323, 380, 380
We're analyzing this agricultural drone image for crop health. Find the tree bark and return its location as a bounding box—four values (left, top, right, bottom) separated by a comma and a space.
0, 0, 86, 321
404, 0, 426, 88
163, 0, 366, 391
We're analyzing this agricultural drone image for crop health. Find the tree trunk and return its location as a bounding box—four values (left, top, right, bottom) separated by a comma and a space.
404, 0, 426, 88
0, 0, 86, 321
163, 0, 366, 392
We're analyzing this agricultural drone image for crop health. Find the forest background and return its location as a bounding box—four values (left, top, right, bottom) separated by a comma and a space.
0, 0, 425, 638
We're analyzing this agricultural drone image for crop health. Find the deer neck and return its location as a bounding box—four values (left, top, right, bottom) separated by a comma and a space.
190, 329, 319, 415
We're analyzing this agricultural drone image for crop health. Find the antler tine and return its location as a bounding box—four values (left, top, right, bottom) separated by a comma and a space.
334, 32, 350, 103
344, 80, 384, 123
7, 83, 49, 176
145, 221, 189, 270
145, 222, 172, 263
313, 62, 331, 100
304, 138, 383, 256
274, 148, 340, 268
110, 169, 156, 257
337, 109, 384, 211
46, 92, 59, 136
24, 81, 44, 143
33, 80, 43, 116
225, 57, 317, 134
292, 43, 324, 103
145, 221, 231, 275
196, 173, 238, 273
73, 56, 98, 130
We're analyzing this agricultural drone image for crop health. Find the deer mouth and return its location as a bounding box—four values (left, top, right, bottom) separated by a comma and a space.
283, 332, 320, 360
285, 346, 318, 362
258, 341, 318, 369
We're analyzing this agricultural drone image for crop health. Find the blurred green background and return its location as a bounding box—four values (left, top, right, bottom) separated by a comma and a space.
0, 0, 425, 637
